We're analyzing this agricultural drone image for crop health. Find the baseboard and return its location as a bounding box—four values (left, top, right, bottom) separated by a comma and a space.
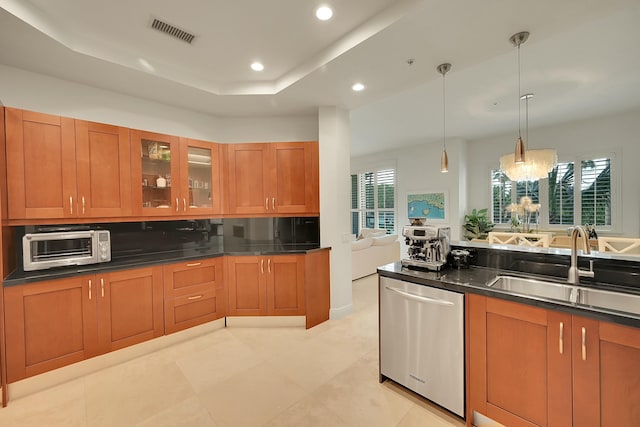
226, 316, 306, 328
7, 318, 225, 401
330, 303, 353, 320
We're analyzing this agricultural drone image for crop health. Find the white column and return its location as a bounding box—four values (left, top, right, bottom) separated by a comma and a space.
318, 106, 353, 319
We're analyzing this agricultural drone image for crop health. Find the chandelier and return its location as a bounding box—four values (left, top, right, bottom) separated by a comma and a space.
500, 31, 557, 182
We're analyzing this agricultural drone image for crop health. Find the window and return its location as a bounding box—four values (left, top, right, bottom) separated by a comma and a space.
581, 158, 611, 226
491, 155, 614, 229
351, 168, 396, 236
491, 171, 512, 224
548, 162, 575, 225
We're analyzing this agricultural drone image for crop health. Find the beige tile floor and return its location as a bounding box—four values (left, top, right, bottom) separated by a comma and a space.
0, 275, 465, 427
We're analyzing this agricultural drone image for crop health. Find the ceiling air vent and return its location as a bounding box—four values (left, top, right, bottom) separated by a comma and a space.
150, 18, 195, 44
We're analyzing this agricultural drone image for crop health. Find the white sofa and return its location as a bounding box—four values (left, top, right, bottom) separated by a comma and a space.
351, 229, 401, 280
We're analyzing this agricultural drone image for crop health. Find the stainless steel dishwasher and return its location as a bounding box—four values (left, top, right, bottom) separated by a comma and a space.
379, 276, 465, 418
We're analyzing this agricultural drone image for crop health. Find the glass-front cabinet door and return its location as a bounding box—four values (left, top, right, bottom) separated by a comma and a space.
131, 130, 181, 215
180, 138, 221, 215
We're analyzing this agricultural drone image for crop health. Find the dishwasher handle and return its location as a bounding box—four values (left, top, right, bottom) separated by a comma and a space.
384, 286, 455, 306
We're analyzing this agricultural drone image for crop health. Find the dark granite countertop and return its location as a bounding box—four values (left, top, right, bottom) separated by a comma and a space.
5, 244, 329, 286
378, 262, 640, 329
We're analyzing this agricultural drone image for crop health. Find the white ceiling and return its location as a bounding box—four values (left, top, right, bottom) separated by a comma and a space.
1, 0, 639, 156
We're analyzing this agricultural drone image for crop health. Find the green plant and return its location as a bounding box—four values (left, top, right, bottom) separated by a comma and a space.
463, 208, 495, 240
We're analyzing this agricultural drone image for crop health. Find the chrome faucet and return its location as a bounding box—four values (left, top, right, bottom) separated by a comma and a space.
567, 225, 594, 284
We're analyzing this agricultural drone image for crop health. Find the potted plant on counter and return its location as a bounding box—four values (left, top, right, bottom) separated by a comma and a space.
463, 208, 494, 240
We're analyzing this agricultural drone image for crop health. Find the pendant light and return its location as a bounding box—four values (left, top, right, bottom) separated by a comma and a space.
512, 31, 527, 163
499, 31, 557, 181
437, 62, 451, 173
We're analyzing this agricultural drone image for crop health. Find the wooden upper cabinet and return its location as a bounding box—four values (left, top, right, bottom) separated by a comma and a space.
5, 108, 133, 221
5, 108, 77, 219
225, 141, 319, 216
75, 120, 132, 217
131, 130, 181, 216
131, 131, 222, 216
226, 143, 270, 215
270, 142, 318, 214
180, 137, 222, 215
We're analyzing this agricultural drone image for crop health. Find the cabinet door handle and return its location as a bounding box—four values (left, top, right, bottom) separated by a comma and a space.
183, 197, 186, 212
268, 258, 271, 273
265, 197, 269, 210
82, 196, 86, 215
261, 259, 264, 274
187, 295, 203, 300
175, 198, 179, 212
88, 279, 92, 300
100, 278, 105, 298
186, 262, 201, 267
581, 327, 587, 361
70, 196, 73, 215
559, 322, 564, 355
272, 197, 275, 210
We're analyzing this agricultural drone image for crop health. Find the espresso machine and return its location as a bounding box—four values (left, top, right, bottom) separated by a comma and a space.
401, 224, 451, 271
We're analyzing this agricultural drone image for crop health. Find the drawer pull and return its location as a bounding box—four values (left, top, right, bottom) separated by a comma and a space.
187, 295, 203, 300
559, 322, 564, 355
581, 327, 587, 361
186, 262, 202, 267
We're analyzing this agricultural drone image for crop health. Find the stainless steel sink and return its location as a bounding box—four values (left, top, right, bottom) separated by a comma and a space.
579, 287, 640, 316
487, 275, 577, 304
487, 275, 640, 317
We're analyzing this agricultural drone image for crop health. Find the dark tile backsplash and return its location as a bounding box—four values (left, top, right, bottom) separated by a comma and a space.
17, 217, 320, 266
451, 244, 640, 290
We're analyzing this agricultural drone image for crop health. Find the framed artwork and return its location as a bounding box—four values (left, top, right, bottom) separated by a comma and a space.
407, 191, 447, 222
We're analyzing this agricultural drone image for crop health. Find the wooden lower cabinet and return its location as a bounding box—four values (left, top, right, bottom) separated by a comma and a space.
226, 255, 305, 316
4, 276, 97, 383
96, 267, 164, 353
572, 317, 640, 427
467, 294, 640, 427
4, 266, 163, 383
163, 258, 225, 334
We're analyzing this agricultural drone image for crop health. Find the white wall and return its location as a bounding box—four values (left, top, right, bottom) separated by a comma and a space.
467, 109, 640, 236
351, 138, 468, 256
351, 108, 640, 246
0, 64, 317, 142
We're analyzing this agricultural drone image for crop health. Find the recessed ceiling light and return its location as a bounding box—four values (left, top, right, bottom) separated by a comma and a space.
251, 62, 264, 72
316, 6, 333, 21
352, 83, 365, 92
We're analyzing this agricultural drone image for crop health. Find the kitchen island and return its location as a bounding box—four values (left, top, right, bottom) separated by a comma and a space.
378, 244, 640, 427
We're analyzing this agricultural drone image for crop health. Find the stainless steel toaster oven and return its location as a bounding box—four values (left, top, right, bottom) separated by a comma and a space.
23, 229, 111, 271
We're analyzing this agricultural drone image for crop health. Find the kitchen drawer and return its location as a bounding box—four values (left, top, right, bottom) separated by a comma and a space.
163, 258, 223, 299
165, 287, 225, 334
